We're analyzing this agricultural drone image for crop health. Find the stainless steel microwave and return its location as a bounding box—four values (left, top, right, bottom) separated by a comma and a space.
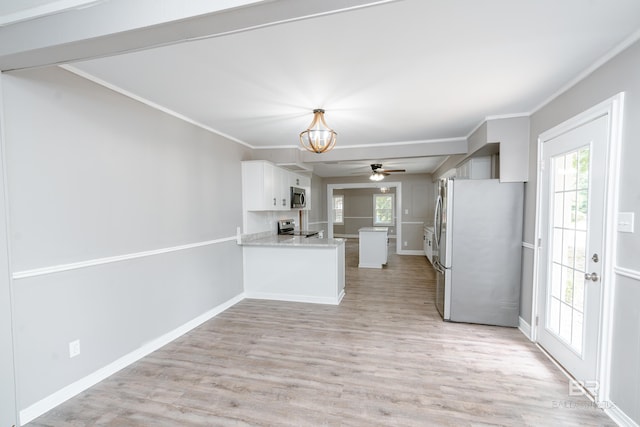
290, 187, 306, 208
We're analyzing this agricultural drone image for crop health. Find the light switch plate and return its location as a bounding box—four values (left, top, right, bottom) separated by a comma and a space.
617, 212, 635, 233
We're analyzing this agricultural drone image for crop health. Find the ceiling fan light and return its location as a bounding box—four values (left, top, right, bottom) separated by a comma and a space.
299, 109, 337, 154
369, 172, 384, 181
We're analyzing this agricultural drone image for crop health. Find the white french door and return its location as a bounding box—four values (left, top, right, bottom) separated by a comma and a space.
537, 114, 608, 394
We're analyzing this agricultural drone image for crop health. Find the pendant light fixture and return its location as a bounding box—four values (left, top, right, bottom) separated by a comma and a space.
299, 109, 337, 154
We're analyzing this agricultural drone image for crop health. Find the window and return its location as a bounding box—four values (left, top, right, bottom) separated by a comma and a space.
373, 194, 394, 226
333, 194, 344, 224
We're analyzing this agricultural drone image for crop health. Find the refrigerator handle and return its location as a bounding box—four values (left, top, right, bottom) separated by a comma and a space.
433, 259, 450, 273
433, 259, 444, 274
434, 195, 442, 248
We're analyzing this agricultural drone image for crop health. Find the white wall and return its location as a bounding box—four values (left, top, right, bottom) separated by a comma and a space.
308, 173, 327, 232
1, 66, 249, 421
0, 74, 17, 426
523, 39, 640, 423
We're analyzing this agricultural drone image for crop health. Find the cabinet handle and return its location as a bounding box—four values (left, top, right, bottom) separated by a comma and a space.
273, 198, 276, 206
282, 198, 286, 206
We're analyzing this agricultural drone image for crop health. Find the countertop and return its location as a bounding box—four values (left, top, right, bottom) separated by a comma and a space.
358, 227, 389, 233
240, 234, 345, 248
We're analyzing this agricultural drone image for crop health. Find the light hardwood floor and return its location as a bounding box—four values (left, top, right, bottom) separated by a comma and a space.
29, 239, 614, 426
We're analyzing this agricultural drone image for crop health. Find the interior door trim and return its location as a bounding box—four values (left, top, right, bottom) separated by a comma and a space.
531, 92, 624, 405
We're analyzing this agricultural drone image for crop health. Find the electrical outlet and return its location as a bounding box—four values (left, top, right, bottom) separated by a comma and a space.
69, 340, 80, 358
404, 209, 409, 215
403, 241, 408, 247
618, 212, 635, 233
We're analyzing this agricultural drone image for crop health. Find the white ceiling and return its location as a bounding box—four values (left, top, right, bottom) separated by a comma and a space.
10, 0, 640, 177
0, 0, 101, 25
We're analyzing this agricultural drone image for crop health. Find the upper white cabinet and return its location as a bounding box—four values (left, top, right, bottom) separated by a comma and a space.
456, 156, 491, 179
290, 173, 310, 188
467, 117, 529, 182
242, 161, 288, 211
242, 161, 311, 211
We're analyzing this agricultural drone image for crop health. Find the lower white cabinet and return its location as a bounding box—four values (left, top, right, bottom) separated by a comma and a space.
358, 227, 388, 268
243, 242, 345, 305
423, 226, 433, 265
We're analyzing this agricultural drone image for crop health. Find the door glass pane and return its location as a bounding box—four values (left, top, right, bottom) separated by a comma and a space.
549, 298, 560, 334
573, 273, 585, 311
576, 190, 588, 230
554, 157, 565, 192
574, 230, 587, 271
564, 191, 577, 229
561, 266, 573, 304
577, 148, 590, 189
554, 193, 564, 228
559, 302, 573, 343
562, 229, 575, 267
551, 263, 562, 298
546, 146, 590, 355
565, 151, 578, 190
552, 228, 563, 263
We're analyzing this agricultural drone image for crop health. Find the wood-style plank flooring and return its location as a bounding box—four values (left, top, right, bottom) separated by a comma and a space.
29, 239, 614, 426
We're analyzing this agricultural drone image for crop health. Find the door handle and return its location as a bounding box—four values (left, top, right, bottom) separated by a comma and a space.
584, 272, 599, 282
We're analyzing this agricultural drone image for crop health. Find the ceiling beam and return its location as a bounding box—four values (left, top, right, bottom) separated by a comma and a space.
0, 0, 399, 71
299, 139, 468, 163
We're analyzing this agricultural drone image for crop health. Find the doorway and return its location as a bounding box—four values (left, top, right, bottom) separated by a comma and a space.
326, 182, 403, 255
533, 93, 623, 401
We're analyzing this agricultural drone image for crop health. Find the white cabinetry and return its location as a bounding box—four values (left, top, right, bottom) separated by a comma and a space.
289, 173, 310, 188
456, 156, 491, 179
272, 166, 290, 209
243, 242, 345, 305
423, 226, 433, 265
358, 227, 388, 268
242, 160, 289, 211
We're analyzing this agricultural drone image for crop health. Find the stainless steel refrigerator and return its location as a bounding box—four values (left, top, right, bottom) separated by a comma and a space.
433, 178, 523, 327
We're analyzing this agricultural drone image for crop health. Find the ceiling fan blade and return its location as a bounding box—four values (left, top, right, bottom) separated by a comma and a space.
380, 169, 406, 173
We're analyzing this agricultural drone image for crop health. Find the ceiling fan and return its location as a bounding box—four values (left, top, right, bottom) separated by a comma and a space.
368, 163, 405, 181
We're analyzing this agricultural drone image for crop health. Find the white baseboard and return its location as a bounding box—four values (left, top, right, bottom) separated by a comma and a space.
358, 263, 383, 268
398, 250, 425, 256
518, 316, 532, 340
334, 234, 398, 239
245, 291, 341, 305
19, 293, 245, 425
605, 402, 639, 427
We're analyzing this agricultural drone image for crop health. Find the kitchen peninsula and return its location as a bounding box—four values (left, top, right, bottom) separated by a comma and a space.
240, 234, 346, 305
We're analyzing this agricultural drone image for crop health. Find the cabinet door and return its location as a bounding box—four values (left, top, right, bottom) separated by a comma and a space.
265, 162, 279, 209
274, 167, 290, 210
242, 161, 279, 210
424, 231, 428, 256
469, 157, 491, 179
290, 173, 311, 188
